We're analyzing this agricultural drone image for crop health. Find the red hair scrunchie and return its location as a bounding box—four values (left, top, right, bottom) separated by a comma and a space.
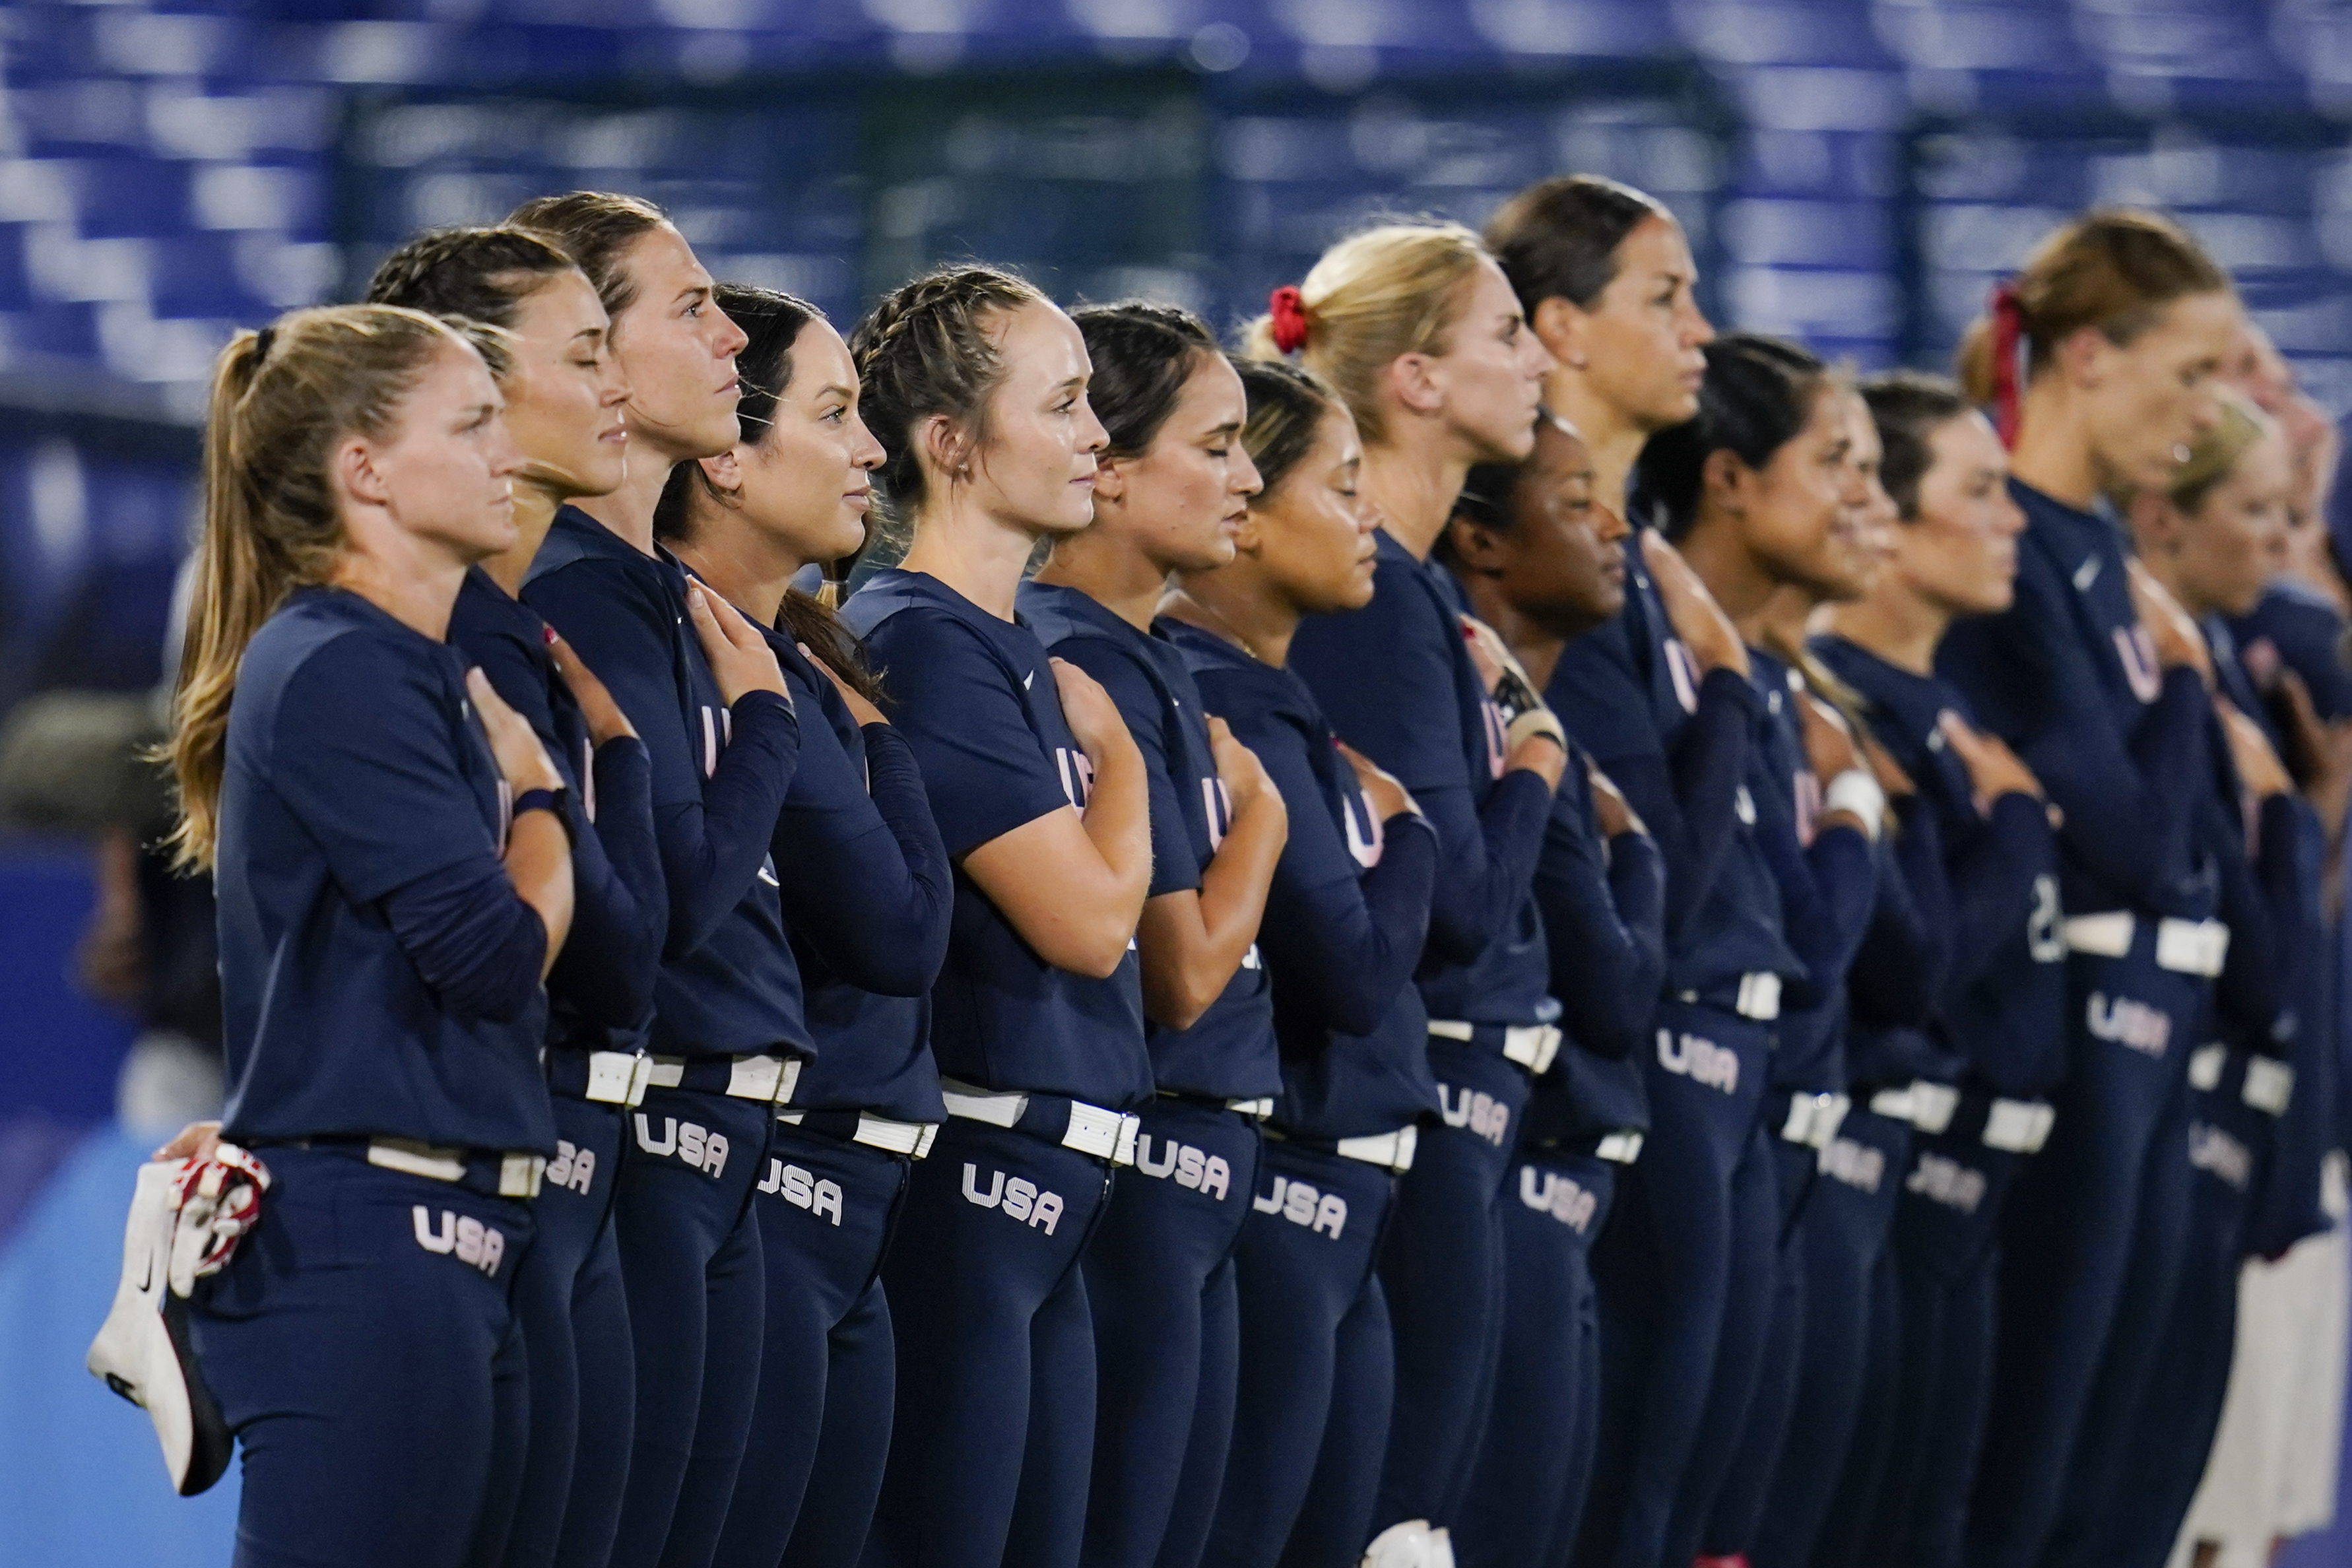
1988, 280, 2025, 449
1268, 285, 1309, 355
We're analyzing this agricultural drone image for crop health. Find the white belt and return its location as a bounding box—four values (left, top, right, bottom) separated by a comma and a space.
1983, 1097, 2056, 1154
2061, 913, 2231, 977
366, 1139, 544, 1199
1333, 1125, 1419, 1173
644, 1054, 804, 1105
938, 1080, 1141, 1166
584, 1051, 653, 1107
1594, 1130, 1645, 1164
1781, 1092, 1850, 1150
1226, 1097, 1276, 1120
775, 1109, 941, 1159
1426, 1020, 1563, 1076
1673, 971, 1782, 1023
2244, 1057, 2295, 1116
2189, 1043, 2229, 1092
1868, 1081, 1959, 1134
1868, 1086, 1916, 1123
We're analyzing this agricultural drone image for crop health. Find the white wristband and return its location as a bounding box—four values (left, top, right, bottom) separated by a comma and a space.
1506, 706, 1567, 756
1822, 769, 1885, 841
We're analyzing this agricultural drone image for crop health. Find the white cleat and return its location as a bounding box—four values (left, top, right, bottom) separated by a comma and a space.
1362, 1519, 1456, 1568
84, 1160, 232, 1495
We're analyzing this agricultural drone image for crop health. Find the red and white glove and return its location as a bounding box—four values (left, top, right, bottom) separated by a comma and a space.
166, 1142, 271, 1298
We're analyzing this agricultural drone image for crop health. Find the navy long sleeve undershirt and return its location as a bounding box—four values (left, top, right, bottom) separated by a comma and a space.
382, 858, 549, 1024
1536, 758, 1666, 1061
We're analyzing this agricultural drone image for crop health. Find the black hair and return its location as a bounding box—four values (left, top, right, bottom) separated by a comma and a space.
1235, 358, 1342, 502
1071, 302, 1219, 460
363, 226, 579, 330
1484, 174, 1672, 314
1858, 370, 1973, 521
653, 282, 886, 705
1633, 333, 1832, 540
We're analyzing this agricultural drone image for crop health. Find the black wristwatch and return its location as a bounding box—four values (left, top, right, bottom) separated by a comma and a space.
512, 785, 576, 846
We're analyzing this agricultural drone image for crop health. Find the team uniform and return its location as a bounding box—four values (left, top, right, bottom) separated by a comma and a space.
1548, 535, 1802, 1568
448, 568, 667, 1568
1287, 529, 1559, 1546
1748, 781, 1953, 1568
1678, 646, 1877, 1568
711, 624, 953, 1568
524, 507, 808, 1568
1169, 619, 1440, 1568
1808, 634, 2068, 1568
2085, 627, 2334, 1568
1019, 582, 1284, 1568
840, 570, 1153, 1568
1937, 478, 2225, 1568
189, 585, 558, 1567
1453, 736, 1665, 1568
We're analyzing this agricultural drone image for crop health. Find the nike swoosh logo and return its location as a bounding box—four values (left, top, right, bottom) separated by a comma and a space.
2074, 556, 2101, 592
1023, 671, 1035, 690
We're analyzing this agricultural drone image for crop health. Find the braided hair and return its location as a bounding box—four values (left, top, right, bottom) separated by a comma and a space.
847, 265, 1047, 540
1071, 302, 1217, 461
364, 226, 578, 331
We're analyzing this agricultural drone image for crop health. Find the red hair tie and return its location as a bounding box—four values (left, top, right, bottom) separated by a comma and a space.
1988, 280, 2025, 449
1268, 285, 1309, 355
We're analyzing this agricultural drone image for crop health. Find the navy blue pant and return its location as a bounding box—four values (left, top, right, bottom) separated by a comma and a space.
1748, 1107, 1912, 1568
608, 1086, 773, 1568
1574, 1000, 1772, 1568
1202, 1138, 1398, 1568
1860, 1098, 2029, 1568
191, 1146, 535, 1568
1372, 1041, 1531, 1537
2087, 1059, 2270, 1568
1687, 1130, 1815, 1561
714, 1122, 913, 1568
863, 1117, 1115, 1568
1083, 1099, 1263, 1568
1453, 1148, 1619, 1568
1966, 944, 2205, 1568
506, 1092, 634, 1568
1813, 1231, 1904, 1568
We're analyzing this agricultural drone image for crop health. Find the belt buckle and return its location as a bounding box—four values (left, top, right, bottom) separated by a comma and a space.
498, 1152, 544, 1199
1595, 1130, 1644, 1164
2244, 1057, 2295, 1116
1062, 1099, 1126, 1162
1738, 972, 1781, 1022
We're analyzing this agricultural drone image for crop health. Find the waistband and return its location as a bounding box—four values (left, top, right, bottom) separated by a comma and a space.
938, 1079, 1140, 1165
1270, 1123, 1420, 1173
2187, 1043, 2296, 1117
775, 1107, 940, 1159
646, 1053, 802, 1105
1427, 1019, 1562, 1074
287, 1136, 544, 1199
1672, 971, 1782, 1022
1864, 1079, 1961, 1136
2062, 912, 2230, 977
1981, 1096, 2056, 1154
546, 1049, 652, 1107
1775, 1089, 1850, 1150
1593, 1130, 1645, 1164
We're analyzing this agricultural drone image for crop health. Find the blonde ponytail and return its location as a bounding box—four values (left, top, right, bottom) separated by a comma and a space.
166, 304, 466, 870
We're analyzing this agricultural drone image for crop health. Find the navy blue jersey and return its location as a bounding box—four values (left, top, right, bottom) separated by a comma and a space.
1287, 530, 1555, 1028
840, 570, 1151, 1109
522, 507, 810, 1061
1812, 636, 2068, 1098
1170, 620, 1443, 1140
214, 586, 554, 1153
762, 625, 952, 1124
1545, 530, 1801, 994
2229, 579, 2352, 724
1018, 582, 1282, 1101
1742, 646, 1878, 1094
1936, 479, 2215, 925
448, 568, 664, 1058
1522, 740, 1665, 1146
1844, 795, 1967, 1088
